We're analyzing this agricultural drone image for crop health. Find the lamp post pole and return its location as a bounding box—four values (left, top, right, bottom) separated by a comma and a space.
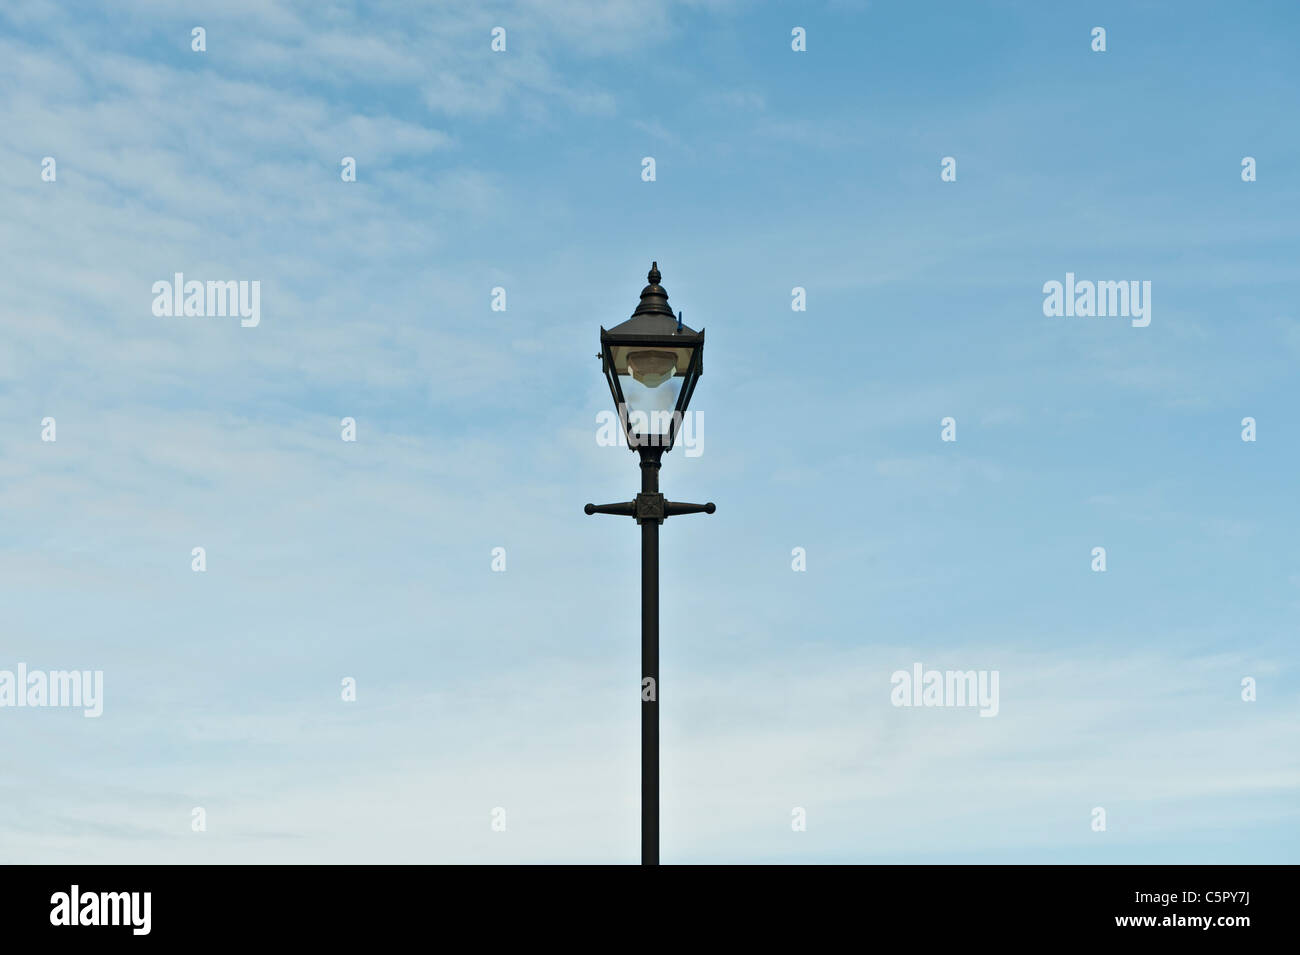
587, 447, 712, 864
639, 446, 661, 866
585, 263, 712, 866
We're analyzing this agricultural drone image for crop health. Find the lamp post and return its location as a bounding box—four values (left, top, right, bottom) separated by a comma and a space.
585, 262, 714, 866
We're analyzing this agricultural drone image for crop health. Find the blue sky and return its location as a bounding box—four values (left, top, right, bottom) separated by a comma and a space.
0, 0, 1297, 863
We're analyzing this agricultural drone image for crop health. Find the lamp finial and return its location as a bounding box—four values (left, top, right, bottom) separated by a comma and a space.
632, 261, 674, 318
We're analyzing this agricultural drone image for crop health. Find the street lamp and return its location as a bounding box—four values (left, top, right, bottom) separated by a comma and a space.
585, 262, 714, 866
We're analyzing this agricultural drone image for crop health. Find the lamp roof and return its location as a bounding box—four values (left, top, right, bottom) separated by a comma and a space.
604, 262, 701, 339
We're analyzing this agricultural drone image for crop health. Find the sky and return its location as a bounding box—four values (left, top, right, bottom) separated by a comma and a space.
0, 0, 1297, 864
